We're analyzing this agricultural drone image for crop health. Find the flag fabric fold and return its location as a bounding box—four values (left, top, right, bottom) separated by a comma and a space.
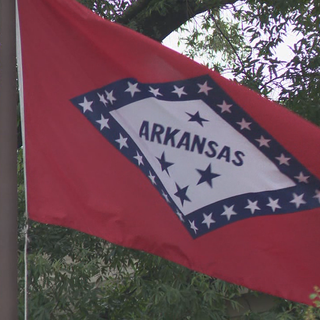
18, 0, 320, 305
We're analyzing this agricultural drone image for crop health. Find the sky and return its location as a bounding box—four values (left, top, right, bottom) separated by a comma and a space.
162, 14, 300, 99
162, 13, 299, 71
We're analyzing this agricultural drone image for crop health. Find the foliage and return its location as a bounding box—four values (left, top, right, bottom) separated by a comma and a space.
181, 0, 320, 125
77, 0, 134, 20
18, 0, 320, 319
310, 286, 320, 308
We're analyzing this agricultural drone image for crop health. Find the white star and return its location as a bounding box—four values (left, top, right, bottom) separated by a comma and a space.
314, 190, 320, 203
245, 200, 261, 214
97, 93, 108, 106
125, 82, 141, 97
133, 151, 143, 166
202, 213, 215, 228
189, 220, 198, 234
217, 100, 232, 113
96, 115, 110, 130
79, 97, 93, 113
172, 85, 187, 98
148, 171, 156, 185
236, 118, 252, 130
162, 191, 170, 203
294, 172, 309, 183
149, 86, 162, 97
176, 210, 184, 221
276, 153, 291, 166
197, 81, 213, 95
255, 135, 271, 147
267, 197, 281, 212
290, 193, 306, 208
115, 133, 128, 150
221, 205, 237, 221
105, 90, 116, 104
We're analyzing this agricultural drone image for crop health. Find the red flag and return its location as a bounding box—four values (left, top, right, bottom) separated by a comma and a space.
18, 0, 320, 305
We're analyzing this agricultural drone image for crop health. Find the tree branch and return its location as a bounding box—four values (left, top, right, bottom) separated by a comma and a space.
116, 0, 237, 42
209, 13, 247, 74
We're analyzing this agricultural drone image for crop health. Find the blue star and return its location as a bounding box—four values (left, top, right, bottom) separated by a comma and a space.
186, 111, 208, 127
156, 152, 174, 175
174, 183, 191, 206
196, 164, 220, 187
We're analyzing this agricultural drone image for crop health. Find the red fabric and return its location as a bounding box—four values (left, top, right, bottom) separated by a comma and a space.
18, 0, 320, 305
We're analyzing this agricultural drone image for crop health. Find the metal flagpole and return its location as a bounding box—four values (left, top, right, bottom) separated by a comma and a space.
0, 0, 18, 317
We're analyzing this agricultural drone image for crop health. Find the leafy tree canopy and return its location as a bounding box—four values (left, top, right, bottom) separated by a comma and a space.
180, 0, 320, 124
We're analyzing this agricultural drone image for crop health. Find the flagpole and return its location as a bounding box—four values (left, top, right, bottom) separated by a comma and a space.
0, 0, 18, 317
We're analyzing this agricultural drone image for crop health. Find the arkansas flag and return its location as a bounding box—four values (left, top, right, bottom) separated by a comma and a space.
18, 0, 320, 305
